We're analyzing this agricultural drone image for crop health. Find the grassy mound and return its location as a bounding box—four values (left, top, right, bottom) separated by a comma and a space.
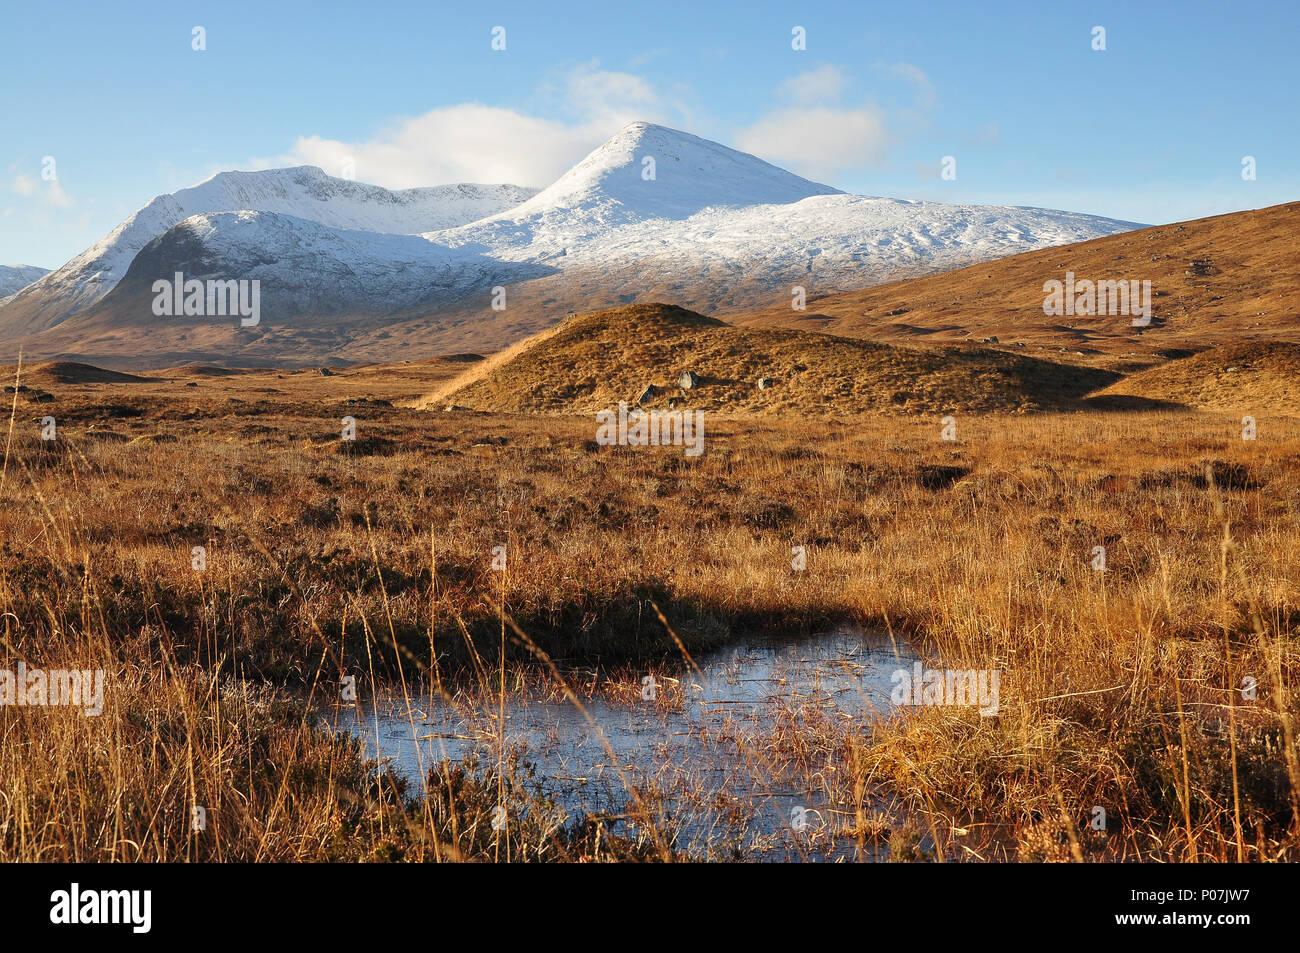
1091, 341, 1300, 414
421, 303, 1118, 416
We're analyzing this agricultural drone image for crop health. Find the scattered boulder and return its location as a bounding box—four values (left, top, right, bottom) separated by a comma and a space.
757, 377, 773, 390
678, 370, 701, 390
980, 336, 1000, 344
318, 367, 337, 377
636, 383, 658, 405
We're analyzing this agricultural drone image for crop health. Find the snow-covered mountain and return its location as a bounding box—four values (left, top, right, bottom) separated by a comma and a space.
110, 210, 550, 319
1, 167, 536, 332
0, 265, 50, 303
448, 120, 1127, 260
464, 122, 844, 243
0, 122, 1141, 363
418, 121, 1137, 322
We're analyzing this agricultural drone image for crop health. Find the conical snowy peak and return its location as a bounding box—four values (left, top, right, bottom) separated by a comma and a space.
494, 121, 842, 224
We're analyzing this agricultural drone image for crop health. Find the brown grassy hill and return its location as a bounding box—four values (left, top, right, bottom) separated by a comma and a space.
6, 361, 152, 385
1090, 341, 1300, 414
733, 202, 1300, 371
420, 303, 1121, 416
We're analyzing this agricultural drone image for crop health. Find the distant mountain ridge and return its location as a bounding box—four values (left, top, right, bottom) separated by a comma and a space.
0, 265, 51, 303
1, 168, 537, 335
0, 122, 1140, 366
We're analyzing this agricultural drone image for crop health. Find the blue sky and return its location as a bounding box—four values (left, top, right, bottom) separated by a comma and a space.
3, 0, 1296, 269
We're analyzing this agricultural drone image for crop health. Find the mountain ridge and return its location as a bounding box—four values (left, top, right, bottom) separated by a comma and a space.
0, 121, 1142, 365
0, 264, 51, 303
1, 167, 538, 335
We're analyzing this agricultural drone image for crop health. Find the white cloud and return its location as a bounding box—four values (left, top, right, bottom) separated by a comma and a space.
732, 63, 940, 180
565, 67, 660, 125
11, 171, 72, 208
257, 61, 930, 192
46, 180, 72, 208
264, 66, 680, 189
778, 65, 847, 103
876, 61, 936, 109
734, 106, 889, 181
276, 106, 592, 188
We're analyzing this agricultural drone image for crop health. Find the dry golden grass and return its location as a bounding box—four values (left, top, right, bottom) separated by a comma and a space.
0, 353, 1297, 861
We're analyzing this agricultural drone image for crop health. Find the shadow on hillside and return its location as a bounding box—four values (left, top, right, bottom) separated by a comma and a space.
1081, 393, 1192, 412
991, 354, 1198, 414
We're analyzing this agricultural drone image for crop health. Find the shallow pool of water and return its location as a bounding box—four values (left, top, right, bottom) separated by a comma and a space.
327, 630, 917, 859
